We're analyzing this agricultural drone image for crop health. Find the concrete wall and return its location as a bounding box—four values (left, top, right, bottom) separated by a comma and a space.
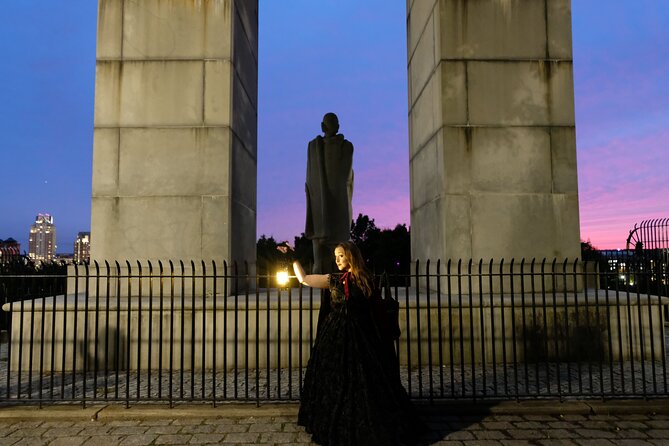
407, 0, 580, 264
91, 0, 258, 265
6, 291, 665, 372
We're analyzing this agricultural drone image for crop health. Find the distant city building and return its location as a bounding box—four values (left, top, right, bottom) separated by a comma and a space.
28, 214, 57, 261
55, 253, 74, 263
73, 232, 91, 263
0, 238, 21, 263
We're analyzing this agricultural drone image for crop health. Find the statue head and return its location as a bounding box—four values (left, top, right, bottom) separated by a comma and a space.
321, 112, 340, 137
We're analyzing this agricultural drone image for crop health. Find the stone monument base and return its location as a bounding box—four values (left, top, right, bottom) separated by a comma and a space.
3, 290, 666, 372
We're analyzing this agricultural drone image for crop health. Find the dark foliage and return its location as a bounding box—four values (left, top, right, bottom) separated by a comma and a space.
350, 213, 410, 280
256, 234, 314, 288
0, 255, 68, 331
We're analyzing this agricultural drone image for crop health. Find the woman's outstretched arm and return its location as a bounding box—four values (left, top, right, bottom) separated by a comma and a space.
293, 261, 329, 289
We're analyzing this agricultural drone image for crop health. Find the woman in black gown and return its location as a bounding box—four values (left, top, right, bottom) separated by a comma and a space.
292, 241, 423, 445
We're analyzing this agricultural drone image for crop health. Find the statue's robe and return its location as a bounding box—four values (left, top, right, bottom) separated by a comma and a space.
305, 134, 354, 243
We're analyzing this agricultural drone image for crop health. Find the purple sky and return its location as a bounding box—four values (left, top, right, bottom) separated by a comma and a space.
1, 0, 668, 254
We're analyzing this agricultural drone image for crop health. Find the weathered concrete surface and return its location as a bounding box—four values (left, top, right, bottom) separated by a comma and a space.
91, 0, 258, 266
5, 290, 665, 371
407, 0, 580, 265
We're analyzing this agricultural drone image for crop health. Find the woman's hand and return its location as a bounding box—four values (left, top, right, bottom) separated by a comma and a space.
292, 260, 306, 284
292, 260, 330, 289
276, 242, 294, 254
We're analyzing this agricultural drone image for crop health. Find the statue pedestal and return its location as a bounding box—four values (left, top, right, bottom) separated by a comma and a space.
3, 290, 666, 373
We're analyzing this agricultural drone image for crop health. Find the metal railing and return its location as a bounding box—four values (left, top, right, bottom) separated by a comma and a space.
0, 257, 667, 406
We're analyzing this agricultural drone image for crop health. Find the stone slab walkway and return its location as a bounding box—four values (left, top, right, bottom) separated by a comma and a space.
0, 400, 667, 445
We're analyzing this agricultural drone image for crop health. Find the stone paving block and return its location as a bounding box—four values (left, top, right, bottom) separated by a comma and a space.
0, 438, 19, 446
647, 420, 669, 428
78, 426, 114, 436
236, 416, 263, 424
561, 415, 588, 421
270, 416, 295, 423
473, 429, 509, 440
47, 437, 87, 446
41, 421, 75, 428
538, 440, 580, 446
293, 431, 314, 443
573, 440, 616, 446
430, 441, 463, 446
651, 415, 669, 420
172, 418, 206, 426
213, 423, 251, 434
526, 415, 562, 421
615, 429, 649, 438
258, 432, 299, 443
577, 428, 617, 439
8, 428, 48, 437
624, 414, 656, 421
480, 421, 515, 430
188, 433, 225, 444
118, 435, 158, 446
549, 421, 582, 429
106, 420, 142, 427
139, 419, 173, 426
281, 422, 301, 432
544, 428, 579, 439
6, 421, 42, 429
493, 415, 525, 421
81, 436, 124, 446
0, 426, 18, 437
11, 439, 49, 446
460, 440, 502, 446
179, 424, 216, 434
646, 429, 669, 438
507, 429, 546, 440
444, 430, 475, 440
202, 417, 239, 425
42, 427, 85, 437
109, 426, 150, 436
248, 422, 282, 432
613, 440, 656, 446
144, 425, 182, 435
514, 420, 548, 429
578, 420, 615, 429
154, 434, 193, 445
221, 432, 260, 443
501, 440, 536, 446
589, 415, 620, 421
616, 420, 653, 429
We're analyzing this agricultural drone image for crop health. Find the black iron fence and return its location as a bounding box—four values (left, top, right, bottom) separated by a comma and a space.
0, 257, 67, 332
0, 257, 667, 406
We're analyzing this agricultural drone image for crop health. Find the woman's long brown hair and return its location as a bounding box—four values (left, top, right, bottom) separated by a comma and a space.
336, 241, 374, 297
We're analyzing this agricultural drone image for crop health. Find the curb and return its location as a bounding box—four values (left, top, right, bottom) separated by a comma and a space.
0, 400, 666, 422
415, 400, 669, 416
0, 403, 300, 422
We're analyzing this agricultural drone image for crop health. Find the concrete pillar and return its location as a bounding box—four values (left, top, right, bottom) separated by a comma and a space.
407, 0, 580, 263
91, 0, 258, 265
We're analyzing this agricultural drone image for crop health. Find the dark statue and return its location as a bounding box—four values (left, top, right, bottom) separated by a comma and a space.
304, 112, 354, 273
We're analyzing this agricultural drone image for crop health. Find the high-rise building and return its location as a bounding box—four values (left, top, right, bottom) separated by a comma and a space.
73, 232, 90, 263
28, 214, 57, 261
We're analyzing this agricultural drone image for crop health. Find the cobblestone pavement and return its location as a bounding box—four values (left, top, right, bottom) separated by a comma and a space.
0, 402, 668, 445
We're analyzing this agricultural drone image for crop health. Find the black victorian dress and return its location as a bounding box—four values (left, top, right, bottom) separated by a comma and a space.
298, 272, 422, 445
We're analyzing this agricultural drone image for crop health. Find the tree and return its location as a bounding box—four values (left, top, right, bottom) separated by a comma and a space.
350, 214, 410, 278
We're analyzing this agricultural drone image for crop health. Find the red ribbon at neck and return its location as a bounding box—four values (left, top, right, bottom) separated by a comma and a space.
339, 271, 351, 300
